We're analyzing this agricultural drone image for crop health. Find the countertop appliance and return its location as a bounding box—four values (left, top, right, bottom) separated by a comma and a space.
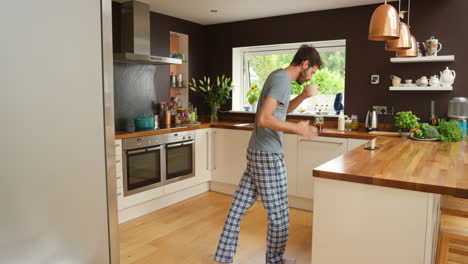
448, 97, 468, 119
122, 131, 195, 196
365, 109, 378, 131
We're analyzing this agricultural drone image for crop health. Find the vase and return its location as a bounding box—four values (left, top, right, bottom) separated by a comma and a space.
252, 102, 258, 112
210, 104, 219, 123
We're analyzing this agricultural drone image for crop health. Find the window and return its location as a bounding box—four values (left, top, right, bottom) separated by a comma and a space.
232, 40, 346, 115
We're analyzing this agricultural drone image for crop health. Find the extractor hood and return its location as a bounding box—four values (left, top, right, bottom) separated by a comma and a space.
113, 1, 181, 65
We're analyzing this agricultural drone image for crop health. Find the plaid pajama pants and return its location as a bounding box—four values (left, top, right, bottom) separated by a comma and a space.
214, 148, 290, 264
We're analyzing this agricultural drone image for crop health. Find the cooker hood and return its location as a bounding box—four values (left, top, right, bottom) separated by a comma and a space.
113, 1, 181, 65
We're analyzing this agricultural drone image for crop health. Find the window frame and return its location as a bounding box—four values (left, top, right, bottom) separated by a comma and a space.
232, 39, 346, 112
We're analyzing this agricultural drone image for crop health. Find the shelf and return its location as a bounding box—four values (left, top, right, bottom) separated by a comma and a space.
389, 86, 453, 91
390, 55, 454, 63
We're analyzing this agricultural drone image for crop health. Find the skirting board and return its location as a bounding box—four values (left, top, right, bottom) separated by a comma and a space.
118, 182, 209, 223
209, 181, 313, 211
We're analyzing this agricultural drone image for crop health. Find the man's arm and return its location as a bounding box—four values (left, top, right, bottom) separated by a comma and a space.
257, 96, 318, 138
287, 84, 320, 113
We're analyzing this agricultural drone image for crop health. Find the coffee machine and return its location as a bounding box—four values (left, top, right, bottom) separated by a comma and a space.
365, 108, 378, 131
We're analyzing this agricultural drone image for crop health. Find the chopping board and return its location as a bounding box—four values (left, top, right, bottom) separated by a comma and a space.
368, 131, 400, 137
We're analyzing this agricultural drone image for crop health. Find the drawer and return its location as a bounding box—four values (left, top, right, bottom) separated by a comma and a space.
116, 175, 123, 188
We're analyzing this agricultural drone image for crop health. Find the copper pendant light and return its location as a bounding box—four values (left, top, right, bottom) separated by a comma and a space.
396, 34, 418, 57
395, 0, 417, 57
386, 22, 412, 50
368, 0, 400, 41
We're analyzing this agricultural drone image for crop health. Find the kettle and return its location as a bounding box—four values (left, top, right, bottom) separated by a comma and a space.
365, 109, 378, 131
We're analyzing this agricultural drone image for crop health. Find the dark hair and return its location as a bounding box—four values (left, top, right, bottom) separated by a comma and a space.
291, 44, 322, 69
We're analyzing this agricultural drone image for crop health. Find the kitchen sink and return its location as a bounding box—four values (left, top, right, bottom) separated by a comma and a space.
234, 123, 255, 127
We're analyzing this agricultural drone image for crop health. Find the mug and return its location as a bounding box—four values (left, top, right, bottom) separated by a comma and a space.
405, 79, 413, 84
390, 75, 401, 87
425, 36, 443, 56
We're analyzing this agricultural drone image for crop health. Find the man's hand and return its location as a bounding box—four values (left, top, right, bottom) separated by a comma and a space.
302, 84, 320, 98
295, 120, 319, 138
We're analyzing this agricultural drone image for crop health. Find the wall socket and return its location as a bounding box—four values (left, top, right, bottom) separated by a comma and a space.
373, 105, 388, 115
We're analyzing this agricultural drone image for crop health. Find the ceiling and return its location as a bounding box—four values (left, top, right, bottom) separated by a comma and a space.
115, 0, 395, 25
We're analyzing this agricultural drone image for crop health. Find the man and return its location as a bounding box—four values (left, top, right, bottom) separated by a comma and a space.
214, 44, 322, 264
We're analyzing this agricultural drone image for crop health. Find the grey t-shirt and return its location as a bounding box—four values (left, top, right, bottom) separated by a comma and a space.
248, 69, 291, 154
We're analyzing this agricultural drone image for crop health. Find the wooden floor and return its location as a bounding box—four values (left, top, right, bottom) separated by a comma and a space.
119, 191, 312, 264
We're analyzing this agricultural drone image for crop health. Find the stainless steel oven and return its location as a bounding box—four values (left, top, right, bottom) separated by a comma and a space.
122, 135, 165, 196
122, 131, 195, 196
166, 132, 195, 184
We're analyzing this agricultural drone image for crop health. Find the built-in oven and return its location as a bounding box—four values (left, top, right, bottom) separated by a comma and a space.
122, 135, 165, 196
166, 132, 195, 184
122, 131, 195, 196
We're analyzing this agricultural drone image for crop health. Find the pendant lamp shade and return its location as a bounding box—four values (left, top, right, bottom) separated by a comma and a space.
368, 3, 400, 41
385, 22, 412, 51
396, 35, 418, 57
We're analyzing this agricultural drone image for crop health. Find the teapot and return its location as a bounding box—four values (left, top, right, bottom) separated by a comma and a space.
429, 75, 440, 87
422, 36, 443, 56
440, 67, 456, 86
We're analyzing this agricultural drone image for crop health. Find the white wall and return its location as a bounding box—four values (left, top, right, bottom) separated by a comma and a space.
0, 1, 111, 263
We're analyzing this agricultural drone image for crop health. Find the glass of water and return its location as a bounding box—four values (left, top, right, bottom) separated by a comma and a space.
315, 115, 324, 132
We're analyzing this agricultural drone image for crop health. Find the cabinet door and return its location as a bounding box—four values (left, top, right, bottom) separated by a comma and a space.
297, 136, 347, 199
212, 129, 251, 185
284, 134, 298, 196
347, 138, 369, 151
195, 128, 211, 182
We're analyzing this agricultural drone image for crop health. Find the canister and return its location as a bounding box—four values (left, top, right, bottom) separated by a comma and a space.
451, 117, 467, 136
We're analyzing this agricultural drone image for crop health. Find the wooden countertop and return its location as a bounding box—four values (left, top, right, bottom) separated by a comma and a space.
115, 122, 375, 140
313, 137, 468, 198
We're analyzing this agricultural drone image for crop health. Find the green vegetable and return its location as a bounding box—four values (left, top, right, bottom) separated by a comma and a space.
423, 126, 439, 139
395, 111, 420, 130
414, 129, 424, 138
437, 121, 464, 142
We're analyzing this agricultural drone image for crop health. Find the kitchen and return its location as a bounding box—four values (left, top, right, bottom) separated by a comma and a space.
2, 0, 468, 264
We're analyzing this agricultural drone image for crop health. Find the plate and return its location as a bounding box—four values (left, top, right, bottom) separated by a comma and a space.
410, 135, 439, 141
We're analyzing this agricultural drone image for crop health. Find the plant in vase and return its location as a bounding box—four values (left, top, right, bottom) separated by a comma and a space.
189, 75, 233, 123
395, 111, 420, 138
246, 84, 261, 112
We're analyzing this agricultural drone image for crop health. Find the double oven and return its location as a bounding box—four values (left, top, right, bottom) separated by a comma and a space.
122, 131, 195, 196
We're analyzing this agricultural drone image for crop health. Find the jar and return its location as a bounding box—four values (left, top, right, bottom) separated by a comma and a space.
351, 115, 359, 130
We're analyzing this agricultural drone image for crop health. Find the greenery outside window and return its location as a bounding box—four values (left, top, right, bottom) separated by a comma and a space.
232, 40, 346, 115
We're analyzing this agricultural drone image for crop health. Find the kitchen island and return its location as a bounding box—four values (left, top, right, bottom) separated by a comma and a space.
312, 137, 468, 264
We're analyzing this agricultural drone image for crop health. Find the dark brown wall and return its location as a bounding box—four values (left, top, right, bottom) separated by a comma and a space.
205, 0, 467, 121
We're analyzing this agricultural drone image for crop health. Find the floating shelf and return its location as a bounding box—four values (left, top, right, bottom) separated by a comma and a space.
390, 55, 455, 63
389, 86, 453, 91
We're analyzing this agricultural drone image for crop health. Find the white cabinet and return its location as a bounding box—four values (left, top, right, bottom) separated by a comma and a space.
212, 128, 251, 185
297, 136, 347, 199
284, 134, 298, 196
115, 139, 124, 209
347, 138, 370, 151
195, 128, 212, 181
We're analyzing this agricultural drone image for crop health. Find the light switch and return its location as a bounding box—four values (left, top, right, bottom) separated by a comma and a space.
371, 75, 379, 84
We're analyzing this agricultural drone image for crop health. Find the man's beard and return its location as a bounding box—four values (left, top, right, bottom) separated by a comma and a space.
297, 69, 309, 85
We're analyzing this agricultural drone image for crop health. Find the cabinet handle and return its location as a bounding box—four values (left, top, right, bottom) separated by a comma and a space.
206, 131, 209, 170
115, 144, 121, 147
117, 192, 122, 196
116, 176, 121, 180
213, 131, 216, 170
116, 160, 121, 163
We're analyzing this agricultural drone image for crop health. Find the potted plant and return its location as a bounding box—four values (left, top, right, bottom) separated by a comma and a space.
246, 84, 262, 112
189, 75, 233, 123
395, 111, 420, 137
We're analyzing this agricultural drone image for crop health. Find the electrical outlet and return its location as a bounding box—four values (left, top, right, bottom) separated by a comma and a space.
371, 74, 380, 84
373, 105, 388, 115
